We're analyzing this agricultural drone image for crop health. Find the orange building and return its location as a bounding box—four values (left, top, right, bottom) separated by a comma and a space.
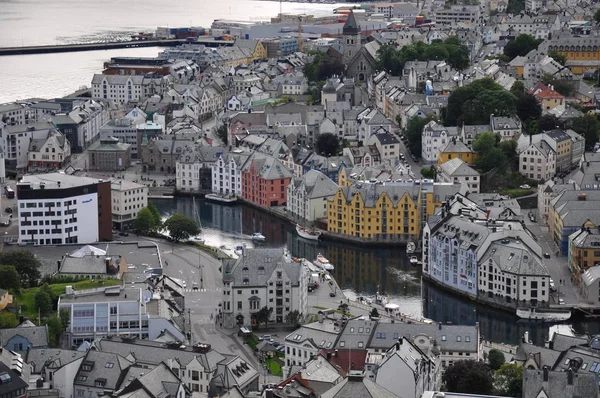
545, 37, 600, 74
528, 82, 565, 112
242, 153, 293, 207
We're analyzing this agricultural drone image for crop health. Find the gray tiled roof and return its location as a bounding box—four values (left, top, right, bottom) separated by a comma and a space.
522, 369, 598, 398
481, 241, 548, 276
223, 248, 303, 287
26, 348, 86, 373
515, 342, 561, 369
0, 362, 28, 397
374, 132, 399, 145
336, 318, 377, 350
550, 333, 588, 352
369, 322, 479, 353
291, 170, 338, 200
320, 376, 399, 398
74, 350, 134, 390
440, 158, 479, 177
338, 183, 421, 208
0, 325, 49, 349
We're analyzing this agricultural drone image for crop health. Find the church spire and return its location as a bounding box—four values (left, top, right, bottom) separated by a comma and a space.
342, 11, 361, 36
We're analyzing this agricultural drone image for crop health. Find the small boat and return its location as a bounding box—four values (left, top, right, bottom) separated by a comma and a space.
406, 241, 416, 254
252, 232, 266, 242
384, 303, 401, 316
313, 253, 334, 271
516, 307, 571, 322
205, 193, 238, 204
191, 236, 205, 244
409, 256, 419, 265
234, 245, 244, 256
296, 224, 321, 241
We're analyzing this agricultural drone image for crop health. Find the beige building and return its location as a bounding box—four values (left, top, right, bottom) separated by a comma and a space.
27, 129, 71, 172
111, 179, 148, 231
87, 136, 131, 171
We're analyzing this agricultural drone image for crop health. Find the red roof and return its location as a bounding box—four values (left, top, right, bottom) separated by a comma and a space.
317, 349, 368, 376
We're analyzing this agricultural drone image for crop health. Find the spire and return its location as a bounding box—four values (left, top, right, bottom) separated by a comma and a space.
343, 11, 361, 35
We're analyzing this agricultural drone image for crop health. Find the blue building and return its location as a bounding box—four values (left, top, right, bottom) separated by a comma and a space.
0, 321, 49, 352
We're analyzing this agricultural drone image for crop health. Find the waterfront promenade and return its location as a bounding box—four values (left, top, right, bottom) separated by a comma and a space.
0, 39, 185, 56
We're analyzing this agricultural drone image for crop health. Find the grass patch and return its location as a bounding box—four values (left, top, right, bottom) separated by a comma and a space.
18, 279, 121, 319
265, 358, 283, 376
313, 305, 327, 310
499, 188, 534, 198
246, 334, 259, 351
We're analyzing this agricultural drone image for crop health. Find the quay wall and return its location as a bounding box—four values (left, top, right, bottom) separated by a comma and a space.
0, 40, 186, 56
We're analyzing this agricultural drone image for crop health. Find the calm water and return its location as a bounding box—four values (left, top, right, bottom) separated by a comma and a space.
0, 0, 342, 102
152, 197, 598, 346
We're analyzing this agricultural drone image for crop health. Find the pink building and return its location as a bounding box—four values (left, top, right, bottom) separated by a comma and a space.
242, 153, 293, 207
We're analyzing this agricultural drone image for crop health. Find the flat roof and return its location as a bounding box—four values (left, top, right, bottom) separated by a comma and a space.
59, 287, 141, 304
18, 172, 106, 190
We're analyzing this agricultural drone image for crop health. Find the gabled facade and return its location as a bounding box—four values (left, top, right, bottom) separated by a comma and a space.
287, 170, 339, 223
421, 121, 459, 165
519, 139, 556, 182
27, 129, 71, 172
490, 115, 522, 142
211, 151, 250, 197
241, 153, 293, 207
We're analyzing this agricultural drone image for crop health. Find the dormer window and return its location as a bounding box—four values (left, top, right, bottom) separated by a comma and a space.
95, 378, 107, 388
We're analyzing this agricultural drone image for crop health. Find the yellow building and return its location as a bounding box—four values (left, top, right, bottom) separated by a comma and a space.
545, 38, 600, 74
328, 184, 422, 242
437, 139, 477, 167
568, 221, 600, 282
0, 289, 13, 311
234, 39, 268, 62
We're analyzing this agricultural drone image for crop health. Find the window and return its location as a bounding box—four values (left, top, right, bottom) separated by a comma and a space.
192, 370, 199, 381
237, 301, 242, 310
105, 362, 114, 368
441, 335, 447, 341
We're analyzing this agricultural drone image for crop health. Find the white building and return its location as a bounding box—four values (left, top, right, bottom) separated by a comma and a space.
58, 287, 149, 347
437, 158, 481, 193
221, 248, 309, 328
27, 129, 71, 172
17, 173, 112, 245
491, 115, 522, 142
434, 5, 480, 24
67, 100, 110, 150
287, 170, 339, 223
273, 72, 308, 96
176, 146, 225, 192
421, 121, 459, 165
519, 139, 556, 181
91, 74, 171, 104
210, 151, 249, 197
375, 337, 440, 398
0, 103, 25, 126
3, 122, 56, 171
111, 179, 148, 231
366, 130, 401, 164
358, 109, 393, 143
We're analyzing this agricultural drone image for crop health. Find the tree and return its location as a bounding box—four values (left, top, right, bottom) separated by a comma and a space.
304, 50, 343, 83
395, 114, 402, 127
516, 93, 542, 125
163, 214, 200, 242
548, 50, 567, 66
315, 133, 340, 156
338, 302, 349, 315
541, 74, 575, 97
46, 316, 64, 347
499, 140, 518, 159
213, 124, 228, 145
285, 310, 302, 326
503, 34, 542, 60
421, 166, 437, 179
473, 132, 507, 172
0, 265, 20, 291
0, 250, 41, 288
595, 9, 600, 24
253, 306, 273, 328
147, 203, 162, 227
35, 289, 53, 316
443, 360, 494, 395
370, 308, 380, 319
510, 81, 525, 98
494, 363, 523, 396
538, 114, 561, 133
487, 349, 506, 370
570, 114, 600, 151
133, 208, 158, 235
406, 115, 436, 156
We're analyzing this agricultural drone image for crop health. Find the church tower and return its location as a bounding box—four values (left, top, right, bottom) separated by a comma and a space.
342, 11, 361, 65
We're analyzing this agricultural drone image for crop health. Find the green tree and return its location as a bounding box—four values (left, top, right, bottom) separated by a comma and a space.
0, 250, 41, 288
516, 93, 542, 125
538, 114, 561, 133
570, 114, 600, 151
548, 50, 567, 66
595, 9, 600, 24
487, 349, 506, 370
46, 316, 64, 347
473, 132, 507, 172
443, 360, 494, 394
304, 50, 343, 83
338, 302, 349, 315
285, 310, 302, 326
370, 308, 380, 319
507, 0, 525, 14
540, 74, 575, 96
59, 308, 70, 329
421, 166, 437, 179
35, 289, 53, 316
499, 140, 518, 159
315, 133, 340, 156
164, 214, 200, 243
133, 208, 158, 235
510, 81, 525, 98
213, 124, 228, 145
147, 202, 162, 228
494, 363, 523, 396
0, 312, 18, 329
253, 306, 273, 328
395, 115, 402, 127
0, 265, 20, 291
503, 34, 542, 60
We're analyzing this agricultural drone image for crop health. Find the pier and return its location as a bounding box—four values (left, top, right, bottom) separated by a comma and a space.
0, 40, 187, 56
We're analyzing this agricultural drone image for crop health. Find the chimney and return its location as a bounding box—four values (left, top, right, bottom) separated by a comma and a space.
57, 260, 61, 271
327, 352, 332, 360
543, 366, 549, 382
567, 368, 573, 385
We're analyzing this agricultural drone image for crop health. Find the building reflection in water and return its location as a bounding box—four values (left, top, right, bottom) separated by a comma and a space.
153, 198, 598, 345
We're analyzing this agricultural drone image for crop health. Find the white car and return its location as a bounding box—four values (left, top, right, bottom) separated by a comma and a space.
559, 298, 566, 305
520, 184, 531, 189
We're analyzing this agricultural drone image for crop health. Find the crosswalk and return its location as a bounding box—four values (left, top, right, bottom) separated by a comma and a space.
183, 288, 222, 293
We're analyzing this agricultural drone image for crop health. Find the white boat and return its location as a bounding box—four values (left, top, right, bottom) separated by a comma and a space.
252, 232, 266, 242
313, 253, 334, 271
384, 303, 401, 316
516, 307, 571, 322
190, 236, 205, 244
205, 193, 237, 204
234, 245, 244, 256
406, 241, 416, 254
409, 256, 419, 265
296, 224, 321, 241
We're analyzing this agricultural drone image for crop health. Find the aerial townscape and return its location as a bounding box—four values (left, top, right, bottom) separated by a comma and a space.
5, 0, 600, 397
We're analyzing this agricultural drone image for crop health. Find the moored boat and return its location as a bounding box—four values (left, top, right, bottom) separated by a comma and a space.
205, 193, 238, 204
516, 307, 571, 322
313, 253, 334, 271
407, 241, 416, 254
409, 256, 419, 265
251, 232, 266, 242
296, 224, 321, 241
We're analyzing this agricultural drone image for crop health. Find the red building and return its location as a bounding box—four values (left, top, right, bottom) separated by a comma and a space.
242, 153, 293, 207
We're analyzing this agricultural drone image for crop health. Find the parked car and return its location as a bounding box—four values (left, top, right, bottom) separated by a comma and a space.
544, 253, 551, 259
520, 184, 531, 189
119, 231, 129, 236
192, 282, 199, 291
4, 207, 12, 214
258, 335, 272, 341
329, 292, 336, 297
550, 279, 557, 292
559, 298, 566, 305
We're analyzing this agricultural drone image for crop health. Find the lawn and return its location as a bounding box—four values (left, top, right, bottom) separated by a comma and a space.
18, 279, 121, 319
499, 188, 534, 198
246, 334, 259, 351
265, 358, 283, 376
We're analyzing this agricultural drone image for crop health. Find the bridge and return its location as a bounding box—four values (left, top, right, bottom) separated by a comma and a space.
0, 40, 187, 56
